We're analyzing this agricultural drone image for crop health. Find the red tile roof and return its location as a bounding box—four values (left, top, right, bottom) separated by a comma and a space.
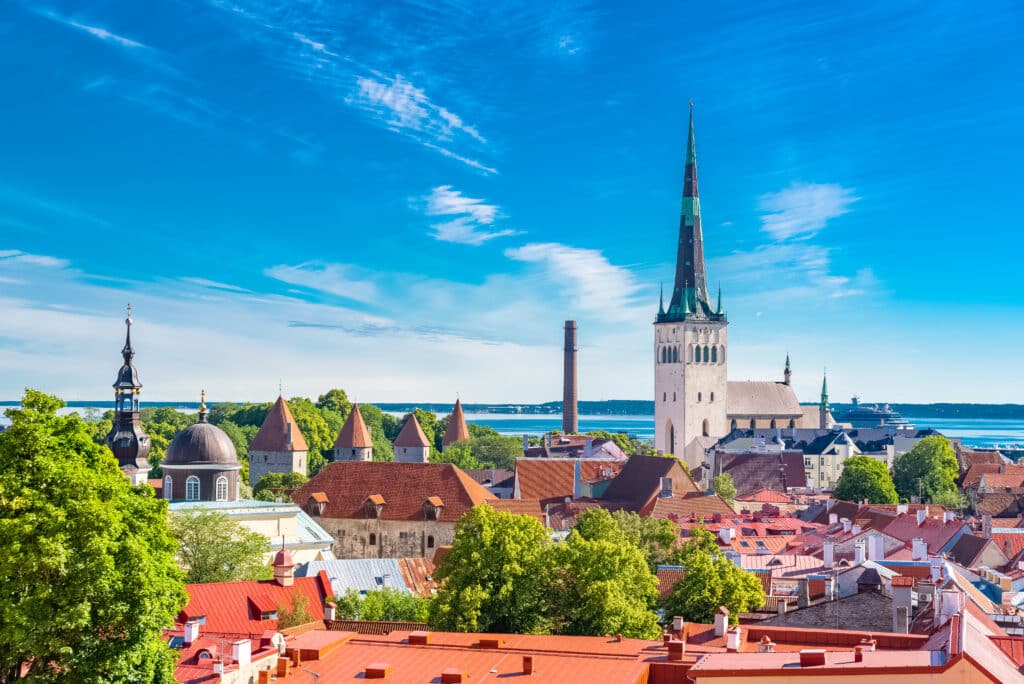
602, 455, 699, 502
292, 462, 495, 522
394, 413, 430, 448
178, 571, 331, 636
488, 498, 545, 521
441, 399, 471, 447
962, 463, 1002, 489
334, 404, 373, 449
881, 513, 966, 554
249, 395, 308, 452
514, 458, 622, 503
736, 488, 792, 504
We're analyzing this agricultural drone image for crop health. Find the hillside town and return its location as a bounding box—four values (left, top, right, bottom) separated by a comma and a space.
2, 105, 1022, 683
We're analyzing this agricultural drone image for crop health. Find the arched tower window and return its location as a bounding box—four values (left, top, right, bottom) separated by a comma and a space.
673, 346, 679, 363
702, 419, 710, 437
770, 419, 777, 429
185, 476, 200, 501
673, 392, 677, 402
710, 392, 715, 402
667, 420, 675, 454
660, 347, 665, 363
215, 476, 228, 502
703, 346, 710, 362
663, 392, 667, 402
749, 419, 756, 430
788, 419, 796, 429
697, 392, 702, 402
731, 419, 738, 431
163, 476, 172, 500
711, 346, 717, 363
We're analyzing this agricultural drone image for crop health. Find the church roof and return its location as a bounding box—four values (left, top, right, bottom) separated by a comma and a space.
249, 395, 308, 452
334, 404, 373, 449
727, 381, 802, 417
394, 413, 430, 448
442, 399, 471, 447
165, 421, 241, 467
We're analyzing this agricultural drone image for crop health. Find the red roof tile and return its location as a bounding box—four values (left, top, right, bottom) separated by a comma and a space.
881, 513, 966, 554
334, 404, 373, 449
292, 462, 495, 522
441, 399, 471, 447
514, 459, 623, 503
394, 413, 430, 448
249, 395, 308, 452
736, 488, 792, 504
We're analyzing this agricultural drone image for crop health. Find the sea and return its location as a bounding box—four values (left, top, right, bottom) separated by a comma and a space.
4, 402, 1020, 450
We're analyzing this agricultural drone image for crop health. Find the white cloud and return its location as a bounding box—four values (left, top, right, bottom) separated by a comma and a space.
0, 250, 69, 268
178, 277, 251, 293
263, 262, 379, 304
758, 182, 859, 240
505, 242, 645, 320
64, 19, 147, 49
421, 186, 517, 245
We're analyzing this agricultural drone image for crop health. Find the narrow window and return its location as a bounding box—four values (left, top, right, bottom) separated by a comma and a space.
673, 392, 677, 402
215, 476, 228, 502
369, 533, 377, 546
788, 419, 796, 429
730, 419, 738, 431
702, 419, 710, 437
704, 346, 710, 363
673, 346, 679, 363
163, 476, 172, 500
698, 392, 702, 402
663, 392, 667, 402
770, 419, 777, 429
749, 419, 756, 430
427, 535, 435, 549
711, 346, 717, 363
710, 392, 715, 402
185, 476, 200, 501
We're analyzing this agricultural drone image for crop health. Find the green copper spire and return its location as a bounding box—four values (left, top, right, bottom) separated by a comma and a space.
715, 282, 723, 314
820, 369, 829, 408
686, 101, 697, 166
658, 283, 665, 317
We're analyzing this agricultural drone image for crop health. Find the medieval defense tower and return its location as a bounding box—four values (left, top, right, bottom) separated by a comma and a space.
654, 106, 728, 469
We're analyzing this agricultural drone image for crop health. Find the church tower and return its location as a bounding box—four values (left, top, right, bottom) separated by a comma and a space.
819, 370, 830, 430
105, 305, 152, 485
654, 106, 728, 470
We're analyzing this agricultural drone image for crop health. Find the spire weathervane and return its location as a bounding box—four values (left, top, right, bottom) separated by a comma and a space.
199, 388, 208, 422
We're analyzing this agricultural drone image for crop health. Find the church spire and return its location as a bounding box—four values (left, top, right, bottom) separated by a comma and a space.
820, 369, 829, 409
784, 354, 792, 386
658, 283, 665, 317
105, 305, 151, 483
661, 103, 718, 322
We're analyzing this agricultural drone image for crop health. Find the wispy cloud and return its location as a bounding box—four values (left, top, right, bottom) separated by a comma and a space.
263, 262, 379, 304
0, 249, 69, 268
0, 183, 111, 228
35, 10, 149, 49
505, 242, 645, 320
179, 277, 251, 293
420, 185, 517, 245
758, 182, 859, 240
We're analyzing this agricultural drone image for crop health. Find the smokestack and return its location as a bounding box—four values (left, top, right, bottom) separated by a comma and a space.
562, 321, 578, 434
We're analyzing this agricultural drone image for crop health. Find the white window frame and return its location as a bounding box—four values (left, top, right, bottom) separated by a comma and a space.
163, 475, 173, 500
185, 475, 201, 501
215, 476, 228, 502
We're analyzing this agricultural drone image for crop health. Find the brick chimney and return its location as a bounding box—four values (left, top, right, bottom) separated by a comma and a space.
562, 321, 578, 434
892, 577, 913, 633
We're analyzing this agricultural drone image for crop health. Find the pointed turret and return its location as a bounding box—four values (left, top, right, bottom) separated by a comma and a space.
658, 283, 665, 317
334, 404, 373, 461
442, 399, 471, 449
716, 283, 723, 315
394, 413, 431, 463
819, 369, 831, 430
248, 393, 310, 486
659, 104, 722, 322
820, 370, 829, 409
105, 305, 152, 484
784, 354, 792, 386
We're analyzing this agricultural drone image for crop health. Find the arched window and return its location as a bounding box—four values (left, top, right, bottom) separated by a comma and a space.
673, 346, 679, 363
788, 419, 796, 429
663, 392, 667, 402
185, 476, 200, 501
702, 419, 710, 437
749, 419, 756, 430
710, 392, 715, 402
660, 347, 665, 363
770, 419, 777, 429
667, 422, 675, 454
369, 533, 377, 546
697, 392, 702, 402
427, 535, 435, 549
703, 346, 710, 363
731, 419, 738, 431
163, 476, 172, 500
215, 476, 228, 502
711, 346, 717, 363
673, 392, 676, 402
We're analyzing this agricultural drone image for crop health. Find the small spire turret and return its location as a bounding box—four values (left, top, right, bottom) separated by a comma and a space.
784, 354, 792, 386
105, 305, 151, 482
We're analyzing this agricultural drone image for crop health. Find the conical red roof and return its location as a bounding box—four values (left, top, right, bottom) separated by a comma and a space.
394, 413, 430, 448
334, 404, 373, 449
442, 399, 471, 447
249, 395, 308, 452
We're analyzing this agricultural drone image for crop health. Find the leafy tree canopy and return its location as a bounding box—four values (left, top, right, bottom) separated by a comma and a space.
316, 388, 352, 419
276, 593, 314, 630
431, 441, 483, 470
0, 389, 186, 682
712, 473, 737, 506
893, 436, 959, 503
169, 510, 271, 584
253, 471, 309, 501
833, 455, 898, 504
606, 510, 678, 571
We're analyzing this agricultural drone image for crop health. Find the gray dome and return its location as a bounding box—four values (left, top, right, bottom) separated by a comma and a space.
165, 422, 240, 467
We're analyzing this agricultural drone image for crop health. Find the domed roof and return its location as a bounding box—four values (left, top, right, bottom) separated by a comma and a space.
165, 421, 241, 467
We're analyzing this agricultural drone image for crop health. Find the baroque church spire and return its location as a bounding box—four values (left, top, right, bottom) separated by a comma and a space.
784, 354, 792, 386
105, 305, 152, 482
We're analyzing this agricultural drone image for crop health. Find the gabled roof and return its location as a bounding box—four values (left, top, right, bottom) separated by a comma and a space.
297, 558, 438, 597
962, 463, 1002, 489
334, 404, 373, 449
718, 451, 807, 495
249, 395, 308, 452
441, 399, 470, 447
726, 381, 802, 417
735, 488, 792, 504
291, 462, 495, 522
601, 455, 698, 503
947, 533, 994, 567
394, 413, 430, 448
178, 571, 331, 635
514, 458, 623, 503
881, 513, 966, 554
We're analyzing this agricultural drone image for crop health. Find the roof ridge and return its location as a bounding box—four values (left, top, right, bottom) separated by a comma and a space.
249, 395, 308, 452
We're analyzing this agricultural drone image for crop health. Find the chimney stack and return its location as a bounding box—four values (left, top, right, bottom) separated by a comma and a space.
823, 540, 835, 569
562, 321, 578, 434
184, 620, 200, 645
714, 606, 730, 637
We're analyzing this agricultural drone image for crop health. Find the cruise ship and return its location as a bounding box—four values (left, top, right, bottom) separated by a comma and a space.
832, 396, 914, 428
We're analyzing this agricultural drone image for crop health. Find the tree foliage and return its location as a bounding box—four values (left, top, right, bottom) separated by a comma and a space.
833, 455, 898, 504
0, 389, 186, 682
662, 526, 765, 625
253, 471, 309, 501
430, 441, 483, 469
712, 473, 737, 506
316, 389, 352, 420
276, 593, 314, 629
169, 510, 271, 584
605, 510, 678, 571
893, 436, 960, 503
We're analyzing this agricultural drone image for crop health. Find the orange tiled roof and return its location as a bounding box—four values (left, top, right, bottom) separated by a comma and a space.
249, 395, 308, 452
334, 404, 373, 449
488, 498, 545, 521
292, 462, 495, 522
963, 463, 1002, 489
514, 458, 622, 503
736, 488, 792, 504
394, 413, 430, 448
441, 399, 471, 447
881, 513, 966, 554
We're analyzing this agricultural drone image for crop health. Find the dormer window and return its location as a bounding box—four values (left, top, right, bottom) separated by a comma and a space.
307, 492, 329, 516
260, 610, 278, 621
365, 495, 385, 519
424, 496, 444, 521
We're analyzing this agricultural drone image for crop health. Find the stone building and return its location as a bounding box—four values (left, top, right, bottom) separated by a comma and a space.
161, 392, 242, 502
441, 398, 470, 450
333, 403, 373, 461
104, 306, 152, 485
248, 394, 309, 486
291, 462, 495, 558
394, 413, 430, 463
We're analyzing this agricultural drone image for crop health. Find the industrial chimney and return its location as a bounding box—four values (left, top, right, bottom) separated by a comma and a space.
562, 321, 578, 434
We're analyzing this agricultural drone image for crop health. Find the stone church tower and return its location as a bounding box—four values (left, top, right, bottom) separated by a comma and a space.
654, 107, 728, 470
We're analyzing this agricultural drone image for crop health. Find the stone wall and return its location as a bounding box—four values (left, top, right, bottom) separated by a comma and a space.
315, 517, 454, 559
249, 449, 307, 486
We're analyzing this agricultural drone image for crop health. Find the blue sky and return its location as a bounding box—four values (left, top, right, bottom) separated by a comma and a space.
1, 0, 1022, 404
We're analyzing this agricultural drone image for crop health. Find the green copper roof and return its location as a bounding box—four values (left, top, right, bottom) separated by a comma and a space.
820, 370, 829, 407
686, 104, 697, 165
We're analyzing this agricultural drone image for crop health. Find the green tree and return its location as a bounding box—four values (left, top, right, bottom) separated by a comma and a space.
712, 473, 737, 506
833, 455, 898, 504
893, 436, 960, 503
361, 589, 431, 622
430, 505, 551, 634
0, 389, 186, 682
548, 510, 661, 638
316, 388, 352, 420
663, 526, 765, 624
169, 510, 271, 584
334, 589, 363, 620
470, 434, 522, 469
431, 441, 483, 469
285, 397, 335, 475
277, 593, 314, 629
607, 510, 678, 571
253, 471, 309, 501
399, 409, 438, 449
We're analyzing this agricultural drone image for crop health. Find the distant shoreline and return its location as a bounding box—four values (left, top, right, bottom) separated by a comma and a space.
3, 399, 1024, 420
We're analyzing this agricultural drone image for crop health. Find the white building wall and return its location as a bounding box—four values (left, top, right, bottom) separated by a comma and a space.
248, 449, 307, 486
